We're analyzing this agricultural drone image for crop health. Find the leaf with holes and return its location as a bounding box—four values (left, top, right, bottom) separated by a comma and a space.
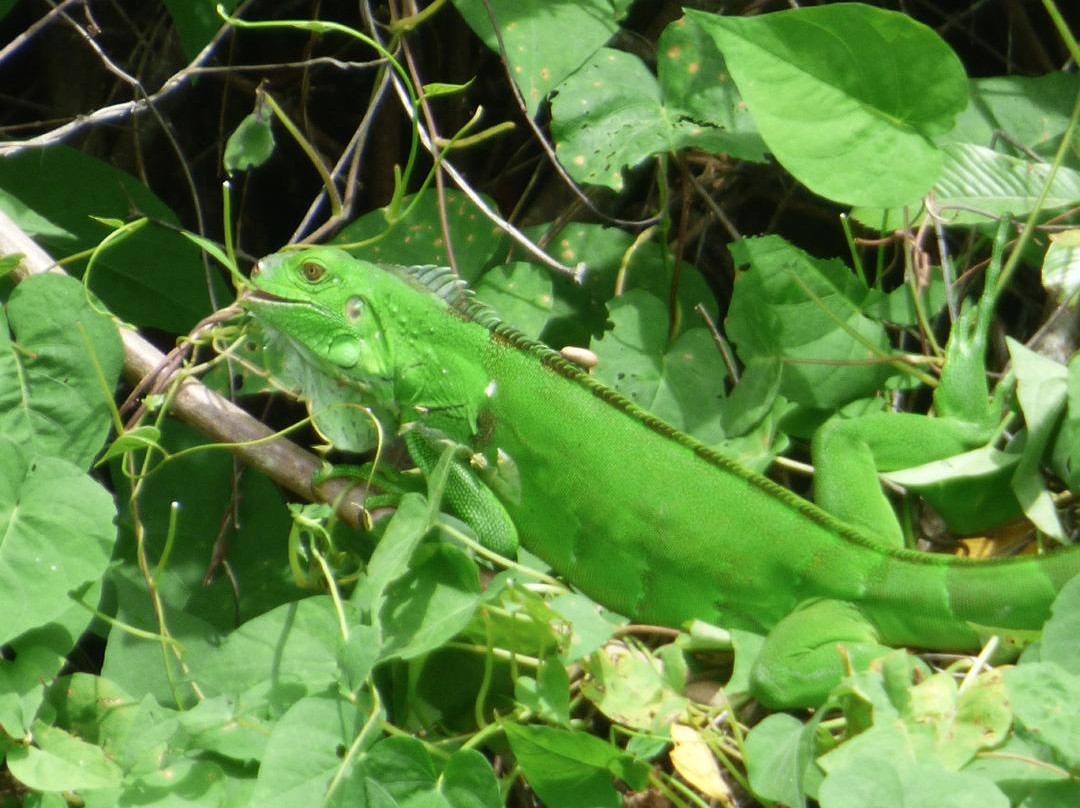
452, 0, 626, 117
551, 24, 766, 192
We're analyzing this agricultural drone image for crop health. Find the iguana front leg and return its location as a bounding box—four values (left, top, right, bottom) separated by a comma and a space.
310, 425, 520, 559
403, 424, 520, 557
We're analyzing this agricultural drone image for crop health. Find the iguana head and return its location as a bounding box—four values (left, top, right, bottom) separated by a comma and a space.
244, 246, 394, 382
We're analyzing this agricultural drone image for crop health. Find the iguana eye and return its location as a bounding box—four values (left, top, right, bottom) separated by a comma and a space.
301, 261, 325, 282
345, 296, 364, 322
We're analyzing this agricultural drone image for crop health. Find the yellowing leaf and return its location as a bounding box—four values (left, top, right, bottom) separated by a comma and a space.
669, 724, 732, 803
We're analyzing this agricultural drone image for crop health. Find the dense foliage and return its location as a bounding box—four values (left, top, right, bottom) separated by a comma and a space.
1, 1, 1079, 805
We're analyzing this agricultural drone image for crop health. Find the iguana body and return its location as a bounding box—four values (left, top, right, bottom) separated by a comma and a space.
245, 247, 1080, 708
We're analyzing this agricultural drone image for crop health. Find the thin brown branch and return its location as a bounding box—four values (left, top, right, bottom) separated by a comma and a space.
0, 210, 367, 528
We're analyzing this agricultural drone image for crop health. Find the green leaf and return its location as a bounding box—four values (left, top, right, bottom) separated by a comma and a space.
863, 277, 948, 327
7, 722, 123, 792
379, 543, 482, 661
0, 646, 66, 738
1, 273, 123, 470
945, 72, 1080, 165
100, 423, 301, 704
503, 722, 648, 808
512, 221, 716, 347
883, 445, 1022, 535
1006, 337, 1068, 540
818, 757, 1008, 808
744, 712, 814, 807
687, 4, 967, 207
474, 262, 554, 340
580, 643, 689, 732
592, 290, 729, 444
451, 0, 622, 117
855, 144, 1080, 229
961, 734, 1071, 798
164, 0, 242, 60
1052, 353, 1080, 492
345, 735, 500, 807
0, 195, 76, 241
107, 421, 297, 627
119, 758, 232, 807
726, 235, 892, 410
335, 189, 503, 282
249, 694, 371, 807
352, 492, 432, 619
224, 108, 276, 174
439, 749, 502, 808
1006, 662, 1080, 767
931, 144, 1080, 222
548, 592, 625, 664
515, 657, 572, 726
46, 674, 140, 766
657, 15, 766, 162
0, 439, 116, 647
0, 145, 229, 333
551, 39, 764, 191
421, 81, 473, 99
346, 736, 445, 806
1038, 576, 1080, 675
175, 694, 272, 762
1043, 230, 1080, 306
904, 670, 1011, 769
190, 596, 357, 711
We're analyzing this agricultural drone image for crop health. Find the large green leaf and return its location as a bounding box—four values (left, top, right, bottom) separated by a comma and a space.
334, 189, 503, 283
855, 143, 1080, 228
591, 289, 729, 445
0, 145, 228, 333
551, 27, 766, 191
946, 72, 1080, 167
109, 422, 297, 629
343, 737, 502, 807
687, 4, 967, 207
503, 722, 649, 808
7, 722, 123, 792
378, 543, 482, 661
164, 0, 242, 60
474, 262, 555, 340
0, 273, 122, 470
510, 221, 716, 346
187, 596, 358, 711
657, 16, 766, 161
247, 694, 370, 808
452, 0, 624, 117
0, 438, 117, 647
725, 235, 892, 410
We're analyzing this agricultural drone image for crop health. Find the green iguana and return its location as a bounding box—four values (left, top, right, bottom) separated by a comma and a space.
243, 246, 1080, 708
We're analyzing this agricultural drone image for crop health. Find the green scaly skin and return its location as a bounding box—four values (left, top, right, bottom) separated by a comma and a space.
244, 247, 1080, 708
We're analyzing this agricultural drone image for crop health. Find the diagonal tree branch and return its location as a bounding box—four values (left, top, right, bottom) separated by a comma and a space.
0, 210, 366, 527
